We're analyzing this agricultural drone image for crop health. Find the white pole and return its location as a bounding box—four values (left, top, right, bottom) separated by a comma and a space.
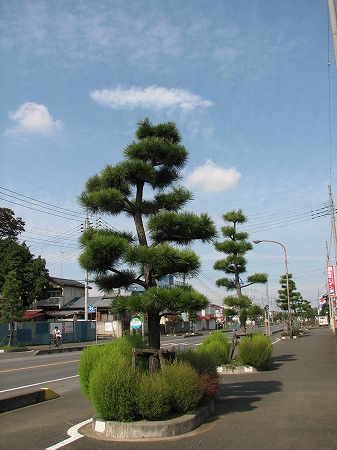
95, 308, 98, 345
84, 212, 89, 321
266, 282, 271, 336
328, 0, 337, 72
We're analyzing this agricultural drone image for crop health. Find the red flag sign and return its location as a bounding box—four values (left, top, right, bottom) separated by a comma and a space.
327, 265, 336, 296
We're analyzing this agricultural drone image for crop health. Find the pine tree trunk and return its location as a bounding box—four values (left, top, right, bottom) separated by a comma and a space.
147, 310, 161, 350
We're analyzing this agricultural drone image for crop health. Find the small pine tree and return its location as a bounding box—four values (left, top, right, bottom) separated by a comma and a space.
213, 210, 267, 329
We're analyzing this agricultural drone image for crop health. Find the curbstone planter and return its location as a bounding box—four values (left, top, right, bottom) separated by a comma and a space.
281, 335, 301, 339
91, 400, 215, 440
217, 365, 257, 374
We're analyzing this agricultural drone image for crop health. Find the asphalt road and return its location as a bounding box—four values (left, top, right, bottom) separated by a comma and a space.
1, 326, 336, 450
0, 327, 279, 400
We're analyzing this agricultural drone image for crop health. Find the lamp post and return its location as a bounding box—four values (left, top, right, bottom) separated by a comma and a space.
253, 240, 292, 338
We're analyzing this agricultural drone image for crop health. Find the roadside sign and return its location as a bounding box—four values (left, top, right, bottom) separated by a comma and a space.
131, 318, 142, 329
88, 303, 96, 313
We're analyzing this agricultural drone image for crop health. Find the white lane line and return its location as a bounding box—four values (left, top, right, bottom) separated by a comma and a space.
272, 338, 281, 345
44, 418, 92, 449
0, 375, 78, 394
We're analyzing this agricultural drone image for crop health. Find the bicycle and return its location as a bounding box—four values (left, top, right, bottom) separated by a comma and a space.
49, 335, 63, 349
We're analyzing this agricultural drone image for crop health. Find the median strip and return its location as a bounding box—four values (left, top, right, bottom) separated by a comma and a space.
0, 388, 60, 414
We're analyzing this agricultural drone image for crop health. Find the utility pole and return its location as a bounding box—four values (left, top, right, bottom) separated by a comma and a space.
328, 0, 337, 73
326, 241, 336, 330
84, 212, 90, 321
328, 185, 337, 266
266, 282, 270, 336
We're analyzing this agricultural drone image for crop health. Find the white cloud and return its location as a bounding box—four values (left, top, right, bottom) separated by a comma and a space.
185, 160, 241, 193
90, 86, 213, 111
6, 102, 63, 135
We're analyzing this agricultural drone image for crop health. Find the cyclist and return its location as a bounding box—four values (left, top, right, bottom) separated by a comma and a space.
52, 326, 62, 346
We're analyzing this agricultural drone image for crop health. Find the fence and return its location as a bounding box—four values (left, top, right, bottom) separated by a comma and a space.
0, 321, 96, 346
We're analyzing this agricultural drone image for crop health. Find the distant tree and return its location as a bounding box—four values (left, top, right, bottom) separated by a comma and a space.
294, 298, 315, 321
0, 208, 25, 240
318, 295, 329, 317
0, 210, 50, 344
213, 210, 268, 329
276, 274, 301, 314
0, 239, 50, 311
78, 118, 217, 350
1, 270, 24, 346
248, 304, 265, 322
319, 301, 329, 317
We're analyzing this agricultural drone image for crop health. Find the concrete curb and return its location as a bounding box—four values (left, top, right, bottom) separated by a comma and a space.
218, 365, 257, 374
0, 348, 29, 353
91, 400, 215, 440
34, 346, 86, 355
0, 388, 59, 414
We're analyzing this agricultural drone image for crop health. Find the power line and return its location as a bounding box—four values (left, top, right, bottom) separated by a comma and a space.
0, 187, 84, 221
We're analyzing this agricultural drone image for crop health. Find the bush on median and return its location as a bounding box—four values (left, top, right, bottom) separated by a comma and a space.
237, 332, 273, 369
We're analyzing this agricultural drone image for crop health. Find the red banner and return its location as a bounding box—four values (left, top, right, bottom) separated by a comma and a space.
327, 265, 336, 296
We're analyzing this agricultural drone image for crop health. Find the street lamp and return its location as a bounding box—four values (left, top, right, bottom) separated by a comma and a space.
253, 240, 292, 338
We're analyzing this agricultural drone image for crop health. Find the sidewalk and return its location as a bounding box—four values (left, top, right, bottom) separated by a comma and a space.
202, 326, 337, 450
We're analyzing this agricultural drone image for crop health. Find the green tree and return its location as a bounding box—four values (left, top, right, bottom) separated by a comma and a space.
292, 297, 314, 319
248, 304, 265, 322
0, 208, 25, 240
0, 210, 50, 341
1, 270, 24, 346
78, 118, 217, 349
0, 239, 50, 310
213, 210, 267, 329
319, 298, 329, 317
276, 273, 301, 315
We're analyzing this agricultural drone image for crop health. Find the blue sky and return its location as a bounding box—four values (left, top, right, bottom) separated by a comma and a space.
1, 0, 336, 309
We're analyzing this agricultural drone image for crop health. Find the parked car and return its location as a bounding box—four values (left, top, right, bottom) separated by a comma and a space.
318, 316, 329, 326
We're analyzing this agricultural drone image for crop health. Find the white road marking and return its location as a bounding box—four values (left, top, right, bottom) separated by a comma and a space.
0, 375, 78, 394
44, 418, 92, 449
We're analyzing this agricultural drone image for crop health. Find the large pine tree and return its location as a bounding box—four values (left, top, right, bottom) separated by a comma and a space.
78, 118, 217, 349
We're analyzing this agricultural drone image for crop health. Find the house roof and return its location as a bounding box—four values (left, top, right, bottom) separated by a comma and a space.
62, 294, 119, 310
49, 276, 86, 289
22, 309, 45, 320
45, 310, 81, 318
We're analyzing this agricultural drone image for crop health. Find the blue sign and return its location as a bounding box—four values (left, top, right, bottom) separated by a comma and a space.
88, 303, 96, 313
131, 318, 142, 329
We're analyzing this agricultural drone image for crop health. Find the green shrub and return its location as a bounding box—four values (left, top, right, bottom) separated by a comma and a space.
197, 332, 230, 366
237, 333, 273, 369
176, 347, 218, 375
89, 358, 140, 422
78, 335, 147, 400
175, 348, 219, 405
198, 372, 219, 405
78, 344, 113, 399
136, 372, 171, 420
161, 360, 202, 413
